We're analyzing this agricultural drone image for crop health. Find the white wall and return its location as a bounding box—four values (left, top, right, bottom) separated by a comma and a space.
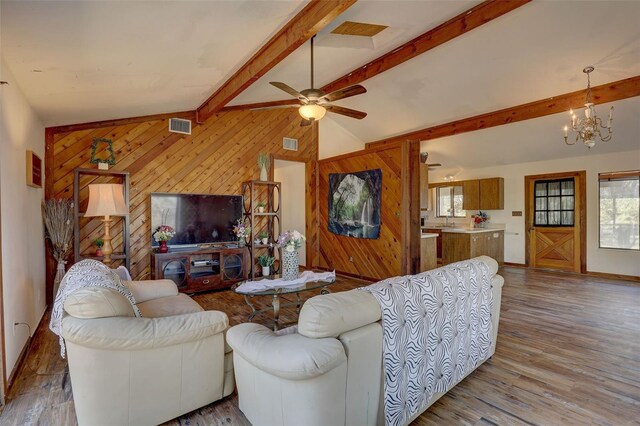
274, 160, 306, 266
431, 149, 640, 277
0, 57, 46, 381
319, 116, 365, 159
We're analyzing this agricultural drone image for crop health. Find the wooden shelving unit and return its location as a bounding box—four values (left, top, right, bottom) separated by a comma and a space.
242, 180, 282, 279
73, 168, 131, 270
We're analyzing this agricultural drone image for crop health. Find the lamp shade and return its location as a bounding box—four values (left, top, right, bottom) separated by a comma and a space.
299, 104, 326, 121
85, 184, 128, 217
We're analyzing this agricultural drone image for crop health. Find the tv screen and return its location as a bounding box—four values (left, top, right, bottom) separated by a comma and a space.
150, 193, 243, 247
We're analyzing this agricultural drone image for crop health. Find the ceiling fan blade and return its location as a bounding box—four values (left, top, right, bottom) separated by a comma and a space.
325, 105, 367, 120
300, 118, 313, 127
427, 163, 442, 167
270, 82, 308, 101
319, 84, 366, 103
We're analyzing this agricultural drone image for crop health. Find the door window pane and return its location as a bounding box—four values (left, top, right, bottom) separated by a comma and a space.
599, 174, 639, 250
534, 178, 575, 227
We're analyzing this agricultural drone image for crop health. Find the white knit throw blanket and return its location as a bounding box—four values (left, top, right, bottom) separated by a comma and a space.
49, 259, 141, 358
362, 259, 493, 426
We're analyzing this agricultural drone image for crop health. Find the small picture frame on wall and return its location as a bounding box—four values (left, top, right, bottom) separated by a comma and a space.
26, 150, 43, 188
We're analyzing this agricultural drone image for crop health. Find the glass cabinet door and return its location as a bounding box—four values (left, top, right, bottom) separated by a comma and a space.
162, 258, 187, 289
222, 253, 243, 280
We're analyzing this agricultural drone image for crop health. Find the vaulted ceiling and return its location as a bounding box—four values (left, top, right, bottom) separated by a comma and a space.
2, 0, 639, 169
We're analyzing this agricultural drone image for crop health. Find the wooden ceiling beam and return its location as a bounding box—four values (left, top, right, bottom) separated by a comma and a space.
226, 0, 530, 111
196, 0, 357, 123
365, 75, 640, 149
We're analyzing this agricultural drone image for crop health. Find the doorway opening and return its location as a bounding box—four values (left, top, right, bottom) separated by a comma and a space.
525, 170, 586, 273
273, 160, 307, 267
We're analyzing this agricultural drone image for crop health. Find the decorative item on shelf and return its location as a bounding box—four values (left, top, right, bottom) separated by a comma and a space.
257, 153, 270, 181
26, 150, 43, 188
277, 230, 305, 280
42, 199, 74, 298
563, 66, 613, 149
472, 211, 489, 228
84, 184, 129, 263
89, 137, 116, 170
256, 201, 267, 213
94, 238, 104, 257
153, 225, 175, 253
233, 219, 251, 247
258, 231, 269, 245
257, 254, 275, 277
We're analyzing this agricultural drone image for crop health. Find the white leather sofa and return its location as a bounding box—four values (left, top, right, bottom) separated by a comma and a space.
227, 256, 504, 426
61, 278, 234, 426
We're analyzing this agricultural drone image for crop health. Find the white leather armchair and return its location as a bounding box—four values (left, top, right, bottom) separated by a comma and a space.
61, 278, 234, 426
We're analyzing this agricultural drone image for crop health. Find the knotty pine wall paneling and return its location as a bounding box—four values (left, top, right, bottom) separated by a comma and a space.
318, 141, 420, 281
46, 109, 317, 301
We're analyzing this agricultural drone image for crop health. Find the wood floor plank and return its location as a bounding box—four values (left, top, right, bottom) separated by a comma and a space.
1, 267, 639, 425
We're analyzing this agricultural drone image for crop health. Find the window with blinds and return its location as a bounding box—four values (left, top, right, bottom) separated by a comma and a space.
599, 171, 640, 250
534, 178, 575, 226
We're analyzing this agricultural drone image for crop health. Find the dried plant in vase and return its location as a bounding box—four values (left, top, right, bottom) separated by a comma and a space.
42, 199, 74, 298
257, 153, 270, 181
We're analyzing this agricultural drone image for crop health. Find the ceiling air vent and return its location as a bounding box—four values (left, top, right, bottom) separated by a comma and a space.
169, 118, 192, 135
283, 137, 298, 151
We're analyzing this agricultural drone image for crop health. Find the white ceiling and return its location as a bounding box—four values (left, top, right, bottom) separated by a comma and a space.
1, 0, 639, 171
420, 96, 640, 178
0, 0, 306, 126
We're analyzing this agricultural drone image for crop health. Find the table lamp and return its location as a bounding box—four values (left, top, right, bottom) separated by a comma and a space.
85, 183, 128, 264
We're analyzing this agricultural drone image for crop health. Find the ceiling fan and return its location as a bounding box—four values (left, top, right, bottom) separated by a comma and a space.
420, 152, 442, 169
269, 36, 368, 126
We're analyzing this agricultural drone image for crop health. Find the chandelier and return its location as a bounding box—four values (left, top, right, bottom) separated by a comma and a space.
563, 66, 613, 149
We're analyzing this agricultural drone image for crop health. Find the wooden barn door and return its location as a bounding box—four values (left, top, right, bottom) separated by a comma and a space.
525, 171, 586, 273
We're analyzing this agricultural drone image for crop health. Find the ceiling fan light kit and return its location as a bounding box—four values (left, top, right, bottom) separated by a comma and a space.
563, 66, 614, 149
299, 104, 326, 121
269, 36, 368, 126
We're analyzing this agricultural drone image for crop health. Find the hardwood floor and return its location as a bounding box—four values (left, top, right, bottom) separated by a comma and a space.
1, 267, 638, 425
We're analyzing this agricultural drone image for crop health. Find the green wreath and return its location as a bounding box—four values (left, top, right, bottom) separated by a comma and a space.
90, 137, 116, 166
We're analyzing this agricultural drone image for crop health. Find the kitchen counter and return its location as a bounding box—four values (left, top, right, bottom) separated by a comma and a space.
422, 226, 501, 234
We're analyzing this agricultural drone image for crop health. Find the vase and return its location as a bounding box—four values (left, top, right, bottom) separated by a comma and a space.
238, 238, 246, 247
282, 249, 299, 280
52, 260, 66, 300
159, 240, 169, 253
260, 165, 268, 181
262, 266, 270, 277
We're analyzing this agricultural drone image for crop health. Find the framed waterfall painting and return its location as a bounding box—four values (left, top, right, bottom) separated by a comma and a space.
328, 168, 381, 239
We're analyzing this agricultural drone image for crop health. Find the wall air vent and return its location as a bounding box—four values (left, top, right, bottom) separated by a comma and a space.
169, 118, 192, 135
283, 137, 298, 151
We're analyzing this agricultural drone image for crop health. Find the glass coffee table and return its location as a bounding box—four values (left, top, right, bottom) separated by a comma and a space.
232, 273, 335, 331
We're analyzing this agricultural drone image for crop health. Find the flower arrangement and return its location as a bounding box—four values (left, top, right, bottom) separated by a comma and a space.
472, 211, 489, 227
277, 230, 306, 252
233, 219, 251, 239
153, 225, 176, 242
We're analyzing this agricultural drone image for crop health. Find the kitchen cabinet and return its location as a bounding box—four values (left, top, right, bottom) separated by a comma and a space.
462, 178, 504, 210
423, 228, 443, 259
420, 235, 438, 272
442, 230, 504, 265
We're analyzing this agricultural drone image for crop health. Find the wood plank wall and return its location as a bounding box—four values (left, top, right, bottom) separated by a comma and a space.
46, 108, 317, 300
318, 143, 407, 281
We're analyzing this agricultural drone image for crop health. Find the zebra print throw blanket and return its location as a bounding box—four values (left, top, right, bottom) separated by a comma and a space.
362, 259, 493, 426
49, 259, 141, 358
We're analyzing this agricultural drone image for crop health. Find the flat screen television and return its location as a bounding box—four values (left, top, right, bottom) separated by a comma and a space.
150, 193, 243, 247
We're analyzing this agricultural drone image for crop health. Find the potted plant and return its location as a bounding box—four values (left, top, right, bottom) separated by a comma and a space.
257, 153, 270, 181
472, 211, 489, 228
256, 201, 267, 213
277, 230, 306, 280
94, 238, 104, 257
257, 254, 275, 277
153, 225, 176, 253
259, 231, 269, 245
